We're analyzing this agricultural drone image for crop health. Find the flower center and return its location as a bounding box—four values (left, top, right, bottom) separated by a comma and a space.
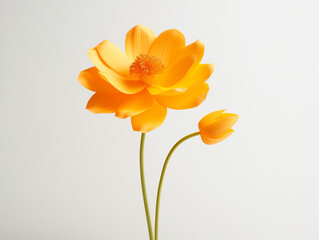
129, 54, 165, 80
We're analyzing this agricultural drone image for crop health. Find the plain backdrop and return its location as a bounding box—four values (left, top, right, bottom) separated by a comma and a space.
0, 0, 318, 239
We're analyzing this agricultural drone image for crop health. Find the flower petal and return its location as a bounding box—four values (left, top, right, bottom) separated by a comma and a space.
86, 92, 117, 114
116, 90, 153, 118
171, 64, 214, 90
168, 40, 205, 68
148, 64, 213, 95
86, 90, 153, 118
146, 85, 171, 95
198, 109, 225, 130
88, 48, 146, 94
98, 70, 145, 94
131, 100, 167, 132
78, 67, 117, 93
149, 29, 185, 66
87, 48, 111, 73
151, 54, 196, 88
202, 113, 239, 137
200, 129, 234, 145
125, 25, 156, 60
147, 84, 189, 96
155, 83, 209, 109
95, 40, 131, 76
156, 88, 188, 96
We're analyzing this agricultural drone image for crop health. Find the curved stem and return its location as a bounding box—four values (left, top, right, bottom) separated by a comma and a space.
140, 133, 154, 240
154, 132, 200, 240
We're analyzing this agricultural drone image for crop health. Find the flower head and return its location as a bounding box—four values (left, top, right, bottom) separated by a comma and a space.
78, 25, 214, 132
198, 110, 238, 145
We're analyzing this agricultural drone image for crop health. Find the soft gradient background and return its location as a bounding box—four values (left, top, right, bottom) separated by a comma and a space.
0, 0, 318, 239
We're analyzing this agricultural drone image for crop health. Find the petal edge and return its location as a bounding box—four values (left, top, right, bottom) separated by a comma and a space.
131, 100, 167, 132
125, 25, 156, 60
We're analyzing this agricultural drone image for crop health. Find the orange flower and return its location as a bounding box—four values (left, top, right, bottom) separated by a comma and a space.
198, 110, 238, 144
78, 25, 214, 132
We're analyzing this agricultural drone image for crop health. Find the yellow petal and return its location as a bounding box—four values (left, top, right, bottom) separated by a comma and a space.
146, 85, 171, 95
98, 70, 145, 94
171, 64, 214, 89
148, 64, 213, 95
78, 67, 117, 93
86, 90, 152, 118
131, 100, 167, 132
202, 114, 239, 137
147, 84, 188, 96
125, 25, 156, 60
155, 83, 209, 109
116, 90, 153, 118
86, 92, 117, 114
200, 129, 234, 145
156, 88, 188, 96
152, 54, 196, 88
168, 40, 205, 68
88, 48, 146, 94
198, 109, 226, 130
87, 48, 110, 73
149, 29, 185, 66
148, 86, 187, 96
95, 40, 131, 76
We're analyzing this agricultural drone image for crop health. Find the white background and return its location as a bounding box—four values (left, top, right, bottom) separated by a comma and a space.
0, 0, 318, 239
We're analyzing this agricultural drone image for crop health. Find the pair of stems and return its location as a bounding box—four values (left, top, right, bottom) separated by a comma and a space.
139, 132, 200, 240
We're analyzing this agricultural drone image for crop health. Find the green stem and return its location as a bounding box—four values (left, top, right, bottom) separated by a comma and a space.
140, 133, 154, 240
154, 132, 200, 240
